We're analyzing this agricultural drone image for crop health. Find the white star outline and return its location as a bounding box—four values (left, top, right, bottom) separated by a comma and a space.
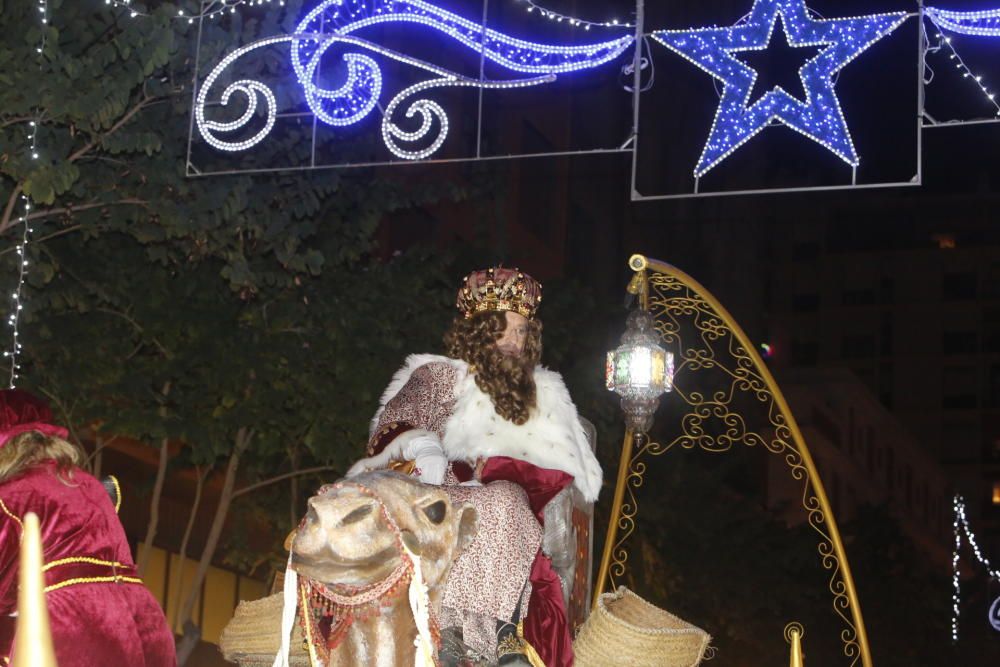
653, 0, 909, 177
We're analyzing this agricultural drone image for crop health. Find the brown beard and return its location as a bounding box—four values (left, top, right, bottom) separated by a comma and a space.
475, 343, 537, 425
443, 312, 542, 425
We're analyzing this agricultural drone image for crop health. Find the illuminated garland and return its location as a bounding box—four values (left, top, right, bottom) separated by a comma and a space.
924, 13, 1000, 117
6, 0, 48, 388
926, 6, 1000, 37
188, 1, 1000, 166
951, 495, 1000, 642
514, 0, 634, 30
653, 0, 907, 177
196, 0, 632, 159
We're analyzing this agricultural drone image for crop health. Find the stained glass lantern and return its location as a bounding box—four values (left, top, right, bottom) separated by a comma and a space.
605, 309, 674, 431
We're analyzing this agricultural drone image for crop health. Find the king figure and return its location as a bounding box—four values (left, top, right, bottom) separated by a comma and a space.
348, 267, 601, 667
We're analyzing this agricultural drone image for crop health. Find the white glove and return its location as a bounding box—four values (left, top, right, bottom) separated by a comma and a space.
404, 434, 447, 486
346, 436, 407, 477
346, 430, 446, 482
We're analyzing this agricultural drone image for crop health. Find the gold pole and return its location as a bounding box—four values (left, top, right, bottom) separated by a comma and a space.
14, 512, 58, 667
788, 626, 804, 667
635, 254, 872, 667
592, 428, 635, 609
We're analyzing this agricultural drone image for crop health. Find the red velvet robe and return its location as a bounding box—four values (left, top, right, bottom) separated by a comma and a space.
0, 462, 176, 666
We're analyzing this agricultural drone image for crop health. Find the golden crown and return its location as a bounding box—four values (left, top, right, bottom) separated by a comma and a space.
456, 267, 542, 320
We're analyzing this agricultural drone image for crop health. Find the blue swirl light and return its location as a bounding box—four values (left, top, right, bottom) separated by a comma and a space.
653, 0, 907, 177
287, 0, 634, 133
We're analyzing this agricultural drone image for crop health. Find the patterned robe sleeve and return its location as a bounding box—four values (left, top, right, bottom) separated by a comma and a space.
367, 362, 457, 456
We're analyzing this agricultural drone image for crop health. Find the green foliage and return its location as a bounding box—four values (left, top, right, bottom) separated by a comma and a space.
0, 0, 470, 586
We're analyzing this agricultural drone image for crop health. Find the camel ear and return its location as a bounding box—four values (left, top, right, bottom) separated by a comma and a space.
456, 504, 479, 553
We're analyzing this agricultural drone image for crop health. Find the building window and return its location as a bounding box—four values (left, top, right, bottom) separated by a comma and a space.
885, 449, 895, 494
791, 340, 819, 366
792, 242, 821, 260
879, 361, 893, 409
989, 437, 1000, 461
879, 275, 895, 304
792, 293, 820, 312
942, 366, 977, 410
988, 364, 1000, 408
985, 262, 1000, 297
842, 334, 876, 359
942, 331, 978, 356
880, 313, 893, 356
866, 427, 876, 473
810, 406, 842, 448
842, 288, 875, 306
943, 272, 978, 301
932, 233, 956, 249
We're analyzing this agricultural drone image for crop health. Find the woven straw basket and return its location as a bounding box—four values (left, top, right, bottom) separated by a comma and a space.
574, 587, 711, 667
218, 593, 310, 666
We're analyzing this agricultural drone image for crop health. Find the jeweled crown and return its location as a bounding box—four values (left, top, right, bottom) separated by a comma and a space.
456, 267, 542, 320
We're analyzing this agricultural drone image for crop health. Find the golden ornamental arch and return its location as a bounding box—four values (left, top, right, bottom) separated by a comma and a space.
593, 254, 872, 667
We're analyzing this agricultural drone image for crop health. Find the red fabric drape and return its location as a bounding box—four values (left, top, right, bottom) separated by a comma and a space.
481, 456, 575, 667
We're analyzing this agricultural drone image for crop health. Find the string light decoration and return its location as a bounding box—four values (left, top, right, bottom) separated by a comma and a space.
292, 0, 634, 75
925, 6, 1000, 37
513, 0, 634, 30
652, 0, 907, 177
924, 15, 1000, 117
6, 0, 49, 387
6, 194, 32, 389
106, 0, 284, 23
196, 0, 632, 157
951, 495, 1000, 642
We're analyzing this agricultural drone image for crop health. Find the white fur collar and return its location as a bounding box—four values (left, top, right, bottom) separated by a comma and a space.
373, 354, 602, 502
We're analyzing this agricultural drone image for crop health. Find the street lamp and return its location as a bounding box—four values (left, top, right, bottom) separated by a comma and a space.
605, 309, 674, 432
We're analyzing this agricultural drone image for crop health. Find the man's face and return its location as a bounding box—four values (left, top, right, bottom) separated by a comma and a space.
496, 311, 529, 357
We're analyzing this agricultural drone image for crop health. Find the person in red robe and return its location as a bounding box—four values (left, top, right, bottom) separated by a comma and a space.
0, 389, 176, 666
348, 268, 602, 667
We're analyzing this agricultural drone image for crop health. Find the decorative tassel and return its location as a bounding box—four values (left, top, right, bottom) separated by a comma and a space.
272, 551, 298, 667
402, 542, 436, 667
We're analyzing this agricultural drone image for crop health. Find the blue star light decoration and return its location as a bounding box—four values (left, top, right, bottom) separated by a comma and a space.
653, 0, 908, 177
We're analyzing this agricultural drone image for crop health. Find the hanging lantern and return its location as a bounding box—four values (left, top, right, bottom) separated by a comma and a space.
605, 309, 674, 431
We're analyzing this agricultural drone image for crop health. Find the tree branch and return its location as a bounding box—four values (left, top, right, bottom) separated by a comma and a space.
232, 465, 339, 499
1, 183, 24, 236
67, 94, 158, 164
95, 307, 171, 358
26, 198, 149, 223
1, 117, 35, 130
0, 224, 86, 257
0, 194, 147, 253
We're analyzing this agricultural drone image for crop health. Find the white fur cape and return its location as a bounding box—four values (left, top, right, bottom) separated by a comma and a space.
370, 354, 602, 502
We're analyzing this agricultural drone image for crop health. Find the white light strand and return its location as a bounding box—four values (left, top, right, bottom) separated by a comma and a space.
926, 6, 1000, 37
951, 494, 1000, 643
6, 196, 31, 389
7, 0, 48, 387
37, 0, 48, 53
104, 0, 284, 23
513, 0, 633, 30
927, 20, 1000, 117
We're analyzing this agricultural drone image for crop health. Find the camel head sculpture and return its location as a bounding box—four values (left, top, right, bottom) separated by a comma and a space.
290, 471, 478, 666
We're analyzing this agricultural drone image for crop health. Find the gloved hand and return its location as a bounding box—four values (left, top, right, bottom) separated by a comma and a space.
346, 430, 447, 483
404, 434, 448, 486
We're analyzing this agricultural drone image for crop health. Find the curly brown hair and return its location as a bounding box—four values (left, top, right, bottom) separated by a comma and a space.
443, 311, 543, 425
